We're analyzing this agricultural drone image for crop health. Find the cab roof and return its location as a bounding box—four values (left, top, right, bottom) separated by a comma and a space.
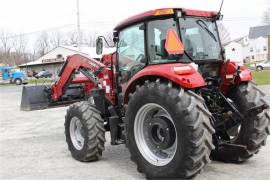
114, 8, 218, 31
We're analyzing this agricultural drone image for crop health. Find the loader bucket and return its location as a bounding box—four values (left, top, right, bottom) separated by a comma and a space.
20, 85, 50, 111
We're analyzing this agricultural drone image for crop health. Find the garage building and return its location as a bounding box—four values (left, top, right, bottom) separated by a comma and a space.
19, 46, 114, 79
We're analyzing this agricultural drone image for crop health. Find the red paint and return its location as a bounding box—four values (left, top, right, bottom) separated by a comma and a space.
71, 76, 91, 84
124, 63, 206, 103
50, 54, 108, 101
220, 61, 252, 93
114, 8, 218, 30
182, 8, 218, 17
101, 53, 116, 66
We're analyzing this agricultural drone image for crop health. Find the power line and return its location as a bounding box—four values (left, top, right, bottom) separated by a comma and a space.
5, 24, 74, 39
3, 16, 263, 39
4, 21, 117, 39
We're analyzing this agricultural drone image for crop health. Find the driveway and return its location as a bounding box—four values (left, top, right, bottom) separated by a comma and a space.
0, 85, 269, 180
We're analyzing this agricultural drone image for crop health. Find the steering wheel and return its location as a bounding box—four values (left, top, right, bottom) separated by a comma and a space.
136, 54, 145, 62
129, 63, 145, 76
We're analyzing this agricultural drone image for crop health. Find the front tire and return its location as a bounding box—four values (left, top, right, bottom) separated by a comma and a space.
65, 101, 106, 161
126, 80, 215, 179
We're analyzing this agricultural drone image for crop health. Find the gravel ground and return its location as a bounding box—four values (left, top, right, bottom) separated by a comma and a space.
0, 85, 269, 180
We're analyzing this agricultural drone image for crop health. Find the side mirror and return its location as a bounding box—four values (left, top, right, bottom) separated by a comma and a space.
96, 37, 103, 55
113, 37, 119, 44
113, 31, 119, 44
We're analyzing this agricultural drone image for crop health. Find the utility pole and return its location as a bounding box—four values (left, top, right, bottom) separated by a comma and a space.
76, 0, 81, 51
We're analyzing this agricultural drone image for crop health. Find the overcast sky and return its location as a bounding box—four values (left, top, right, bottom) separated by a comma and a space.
0, 0, 269, 44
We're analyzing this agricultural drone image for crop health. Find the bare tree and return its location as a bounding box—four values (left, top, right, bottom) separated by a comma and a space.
0, 31, 12, 54
64, 31, 78, 46
11, 34, 29, 65
12, 34, 27, 54
104, 31, 114, 47
35, 32, 51, 57
50, 31, 64, 48
217, 22, 231, 45
84, 31, 99, 47
0, 31, 12, 65
262, 8, 270, 25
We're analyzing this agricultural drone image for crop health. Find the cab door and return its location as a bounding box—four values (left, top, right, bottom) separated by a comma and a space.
117, 23, 146, 91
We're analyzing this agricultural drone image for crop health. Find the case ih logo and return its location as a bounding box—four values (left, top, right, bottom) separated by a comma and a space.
81, 58, 98, 68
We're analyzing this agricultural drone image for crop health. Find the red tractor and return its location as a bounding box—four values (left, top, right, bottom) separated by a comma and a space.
21, 8, 269, 179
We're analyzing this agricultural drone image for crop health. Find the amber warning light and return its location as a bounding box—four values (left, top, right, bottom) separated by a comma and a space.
154, 9, 174, 16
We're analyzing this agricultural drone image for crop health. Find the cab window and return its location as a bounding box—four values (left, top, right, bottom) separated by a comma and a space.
118, 24, 145, 83
147, 19, 179, 63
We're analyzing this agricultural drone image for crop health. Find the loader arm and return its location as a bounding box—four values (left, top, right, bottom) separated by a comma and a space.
50, 54, 106, 101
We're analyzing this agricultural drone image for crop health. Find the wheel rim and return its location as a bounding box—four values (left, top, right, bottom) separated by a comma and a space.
15, 79, 21, 85
134, 103, 177, 166
70, 117, 85, 150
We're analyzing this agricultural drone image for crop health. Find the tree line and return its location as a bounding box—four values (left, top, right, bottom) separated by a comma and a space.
0, 24, 230, 67
0, 30, 113, 66
0, 7, 269, 67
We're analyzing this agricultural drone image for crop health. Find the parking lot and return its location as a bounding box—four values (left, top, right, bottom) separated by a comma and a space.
0, 85, 269, 180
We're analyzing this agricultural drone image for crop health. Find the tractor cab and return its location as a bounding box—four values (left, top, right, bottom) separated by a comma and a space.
114, 8, 223, 65
97, 8, 227, 98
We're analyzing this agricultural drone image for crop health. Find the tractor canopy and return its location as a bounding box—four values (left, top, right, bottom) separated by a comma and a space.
113, 8, 224, 102
114, 8, 223, 64
114, 8, 219, 30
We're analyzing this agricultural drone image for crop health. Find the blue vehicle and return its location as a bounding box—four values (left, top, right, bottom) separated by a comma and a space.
0, 66, 28, 85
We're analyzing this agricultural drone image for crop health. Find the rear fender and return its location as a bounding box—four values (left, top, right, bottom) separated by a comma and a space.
123, 63, 205, 103
220, 61, 252, 93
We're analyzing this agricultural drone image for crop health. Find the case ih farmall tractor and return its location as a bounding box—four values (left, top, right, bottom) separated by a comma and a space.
21, 8, 269, 179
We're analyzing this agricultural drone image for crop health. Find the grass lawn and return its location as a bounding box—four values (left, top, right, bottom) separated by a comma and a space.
28, 78, 54, 84
252, 70, 270, 85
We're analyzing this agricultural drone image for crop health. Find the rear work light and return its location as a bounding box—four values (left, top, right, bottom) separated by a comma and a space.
173, 66, 193, 75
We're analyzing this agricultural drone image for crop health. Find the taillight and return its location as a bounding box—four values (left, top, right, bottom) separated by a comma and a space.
173, 66, 193, 75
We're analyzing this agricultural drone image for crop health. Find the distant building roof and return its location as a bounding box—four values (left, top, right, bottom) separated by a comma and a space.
248, 25, 270, 39
19, 46, 115, 67
223, 35, 247, 46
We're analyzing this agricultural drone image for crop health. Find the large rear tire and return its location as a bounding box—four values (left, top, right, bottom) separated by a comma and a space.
65, 101, 106, 161
125, 80, 215, 179
211, 81, 270, 162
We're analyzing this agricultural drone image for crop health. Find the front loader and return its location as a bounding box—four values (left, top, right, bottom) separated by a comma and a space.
21, 7, 270, 179
20, 54, 110, 111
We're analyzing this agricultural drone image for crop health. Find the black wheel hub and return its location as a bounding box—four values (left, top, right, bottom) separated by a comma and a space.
147, 116, 176, 149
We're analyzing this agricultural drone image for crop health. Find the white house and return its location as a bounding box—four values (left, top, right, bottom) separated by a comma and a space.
224, 25, 270, 63
246, 37, 268, 62
224, 41, 244, 63
245, 25, 270, 62
19, 46, 115, 78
